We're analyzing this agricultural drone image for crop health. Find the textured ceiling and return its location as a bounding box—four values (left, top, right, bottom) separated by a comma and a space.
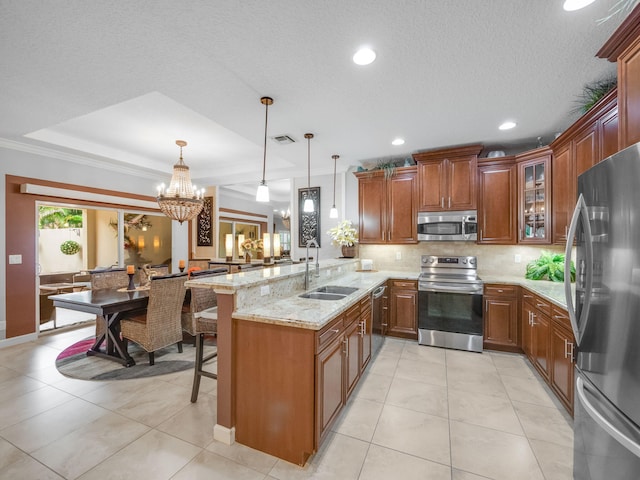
0, 0, 629, 205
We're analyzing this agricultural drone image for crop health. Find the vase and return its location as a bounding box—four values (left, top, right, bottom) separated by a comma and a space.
244, 253, 251, 263
341, 245, 357, 258
257, 251, 263, 260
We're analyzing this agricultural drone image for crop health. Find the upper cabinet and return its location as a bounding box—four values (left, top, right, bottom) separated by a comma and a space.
550, 89, 618, 245
355, 166, 417, 244
477, 156, 517, 244
516, 147, 551, 244
597, 4, 640, 150
412, 144, 482, 212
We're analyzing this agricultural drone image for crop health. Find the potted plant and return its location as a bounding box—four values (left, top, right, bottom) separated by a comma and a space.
60, 240, 81, 255
327, 220, 359, 258
525, 251, 575, 282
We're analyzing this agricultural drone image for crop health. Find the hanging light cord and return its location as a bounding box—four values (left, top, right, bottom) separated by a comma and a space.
307, 136, 311, 188
261, 100, 270, 183
332, 155, 337, 206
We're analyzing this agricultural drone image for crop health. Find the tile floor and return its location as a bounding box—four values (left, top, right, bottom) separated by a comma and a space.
0, 325, 574, 479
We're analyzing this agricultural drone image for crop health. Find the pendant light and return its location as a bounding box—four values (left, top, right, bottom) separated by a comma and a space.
156, 140, 204, 224
329, 154, 339, 218
303, 133, 315, 213
256, 96, 273, 202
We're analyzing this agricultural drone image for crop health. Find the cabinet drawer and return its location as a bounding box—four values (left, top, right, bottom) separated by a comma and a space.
522, 289, 536, 304
360, 295, 372, 311
551, 305, 571, 330
345, 303, 360, 325
484, 284, 518, 297
317, 316, 343, 352
389, 279, 417, 289
533, 296, 552, 317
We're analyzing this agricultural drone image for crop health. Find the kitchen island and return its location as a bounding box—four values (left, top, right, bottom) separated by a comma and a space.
186, 259, 417, 465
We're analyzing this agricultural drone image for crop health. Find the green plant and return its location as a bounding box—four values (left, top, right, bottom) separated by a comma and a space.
375, 160, 397, 179
327, 220, 358, 247
60, 240, 81, 255
572, 76, 617, 115
39, 206, 83, 229
525, 251, 575, 282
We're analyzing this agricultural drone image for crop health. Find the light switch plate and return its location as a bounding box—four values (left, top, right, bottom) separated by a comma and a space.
8, 254, 22, 264
396, 251, 402, 260
514, 254, 522, 264
260, 285, 270, 296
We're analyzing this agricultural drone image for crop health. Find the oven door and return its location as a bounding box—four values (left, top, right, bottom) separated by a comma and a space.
418, 289, 483, 352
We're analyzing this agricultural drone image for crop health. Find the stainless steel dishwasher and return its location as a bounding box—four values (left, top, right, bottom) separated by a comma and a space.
371, 285, 386, 356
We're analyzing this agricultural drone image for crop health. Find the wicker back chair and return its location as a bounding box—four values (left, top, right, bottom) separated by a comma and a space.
89, 268, 129, 339
89, 268, 128, 289
120, 273, 187, 365
181, 268, 226, 336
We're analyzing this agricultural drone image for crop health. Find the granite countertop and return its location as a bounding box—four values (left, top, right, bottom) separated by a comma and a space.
233, 270, 418, 330
482, 274, 573, 309
188, 259, 572, 330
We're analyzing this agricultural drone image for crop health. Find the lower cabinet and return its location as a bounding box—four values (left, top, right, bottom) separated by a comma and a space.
521, 289, 551, 381
483, 284, 520, 352
520, 288, 575, 415
550, 305, 575, 414
388, 279, 418, 339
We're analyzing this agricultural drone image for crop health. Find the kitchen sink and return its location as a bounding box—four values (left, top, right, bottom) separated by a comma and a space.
299, 292, 348, 300
312, 285, 359, 295
299, 285, 359, 300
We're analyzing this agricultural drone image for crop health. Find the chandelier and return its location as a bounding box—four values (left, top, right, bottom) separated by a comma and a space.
156, 140, 204, 224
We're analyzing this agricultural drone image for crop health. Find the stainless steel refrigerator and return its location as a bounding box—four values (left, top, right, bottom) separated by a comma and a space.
565, 142, 640, 479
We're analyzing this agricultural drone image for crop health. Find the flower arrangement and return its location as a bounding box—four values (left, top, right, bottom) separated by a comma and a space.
240, 238, 264, 254
327, 220, 358, 247
60, 240, 81, 255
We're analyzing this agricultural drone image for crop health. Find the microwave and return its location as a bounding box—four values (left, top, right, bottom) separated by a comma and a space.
417, 211, 478, 241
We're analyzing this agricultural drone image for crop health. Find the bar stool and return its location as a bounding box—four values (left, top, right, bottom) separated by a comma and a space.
191, 307, 218, 402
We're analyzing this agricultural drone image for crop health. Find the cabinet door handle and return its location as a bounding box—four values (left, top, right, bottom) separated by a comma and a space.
497, 289, 504, 293
331, 329, 340, 333
536, 302, 546, 308
359, 320, 365, 336
343, 338, 349, 357
441, 197, 444, 208
448, 197, 451, 208
480, 229, 483, 241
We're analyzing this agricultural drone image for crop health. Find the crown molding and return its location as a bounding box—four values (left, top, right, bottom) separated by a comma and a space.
0, 137, 165, 181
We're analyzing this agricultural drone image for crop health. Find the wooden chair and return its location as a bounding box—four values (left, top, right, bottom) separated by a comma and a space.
120, 273, 187, 365
89, 268, 129, 339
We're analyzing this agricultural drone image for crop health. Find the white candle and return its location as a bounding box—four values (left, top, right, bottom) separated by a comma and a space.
237, 234, 245, 257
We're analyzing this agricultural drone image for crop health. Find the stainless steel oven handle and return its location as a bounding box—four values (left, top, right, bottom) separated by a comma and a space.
419, 285, 481, 295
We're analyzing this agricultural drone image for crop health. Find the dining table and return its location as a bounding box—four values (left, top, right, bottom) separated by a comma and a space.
50, 287, 149, 367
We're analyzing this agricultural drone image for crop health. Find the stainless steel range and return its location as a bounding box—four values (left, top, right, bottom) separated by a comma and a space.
418, 255, 484, 353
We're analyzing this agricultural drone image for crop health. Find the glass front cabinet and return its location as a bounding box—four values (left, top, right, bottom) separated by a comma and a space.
517, 147, 551, 244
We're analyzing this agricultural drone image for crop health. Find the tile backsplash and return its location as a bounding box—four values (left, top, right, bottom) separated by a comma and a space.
358, 243, 567, 278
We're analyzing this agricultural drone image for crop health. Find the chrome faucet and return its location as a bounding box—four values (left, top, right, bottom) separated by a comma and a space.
304, 239, 320, 290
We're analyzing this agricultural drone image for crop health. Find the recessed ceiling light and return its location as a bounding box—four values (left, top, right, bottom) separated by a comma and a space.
391, 138, 405, 146
563, 0, 596, 11
353, 47, 376, 66
499, 121, 517, 130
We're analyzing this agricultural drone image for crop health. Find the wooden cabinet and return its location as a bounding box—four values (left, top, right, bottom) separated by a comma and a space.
388, 279, 417, 339
516, 147, 551, 244
521, 289, 551, 381
412, 144, 482, 212
316, 325, 346, 447
550, 89, 618, 245
477, 157, 517, 244
483, 284, 520, 352
550, 305, 575, 415
356, 166, 417, 244
597, 5, 640, 150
